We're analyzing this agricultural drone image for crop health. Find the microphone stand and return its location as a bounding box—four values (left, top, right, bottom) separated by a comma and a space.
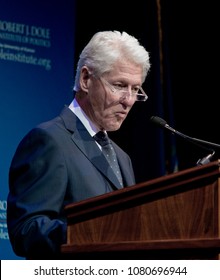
164, 124, 216, 165
151, 116, 220, 166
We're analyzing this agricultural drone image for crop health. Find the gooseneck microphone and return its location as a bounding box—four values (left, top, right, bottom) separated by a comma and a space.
150, 116, 220, 165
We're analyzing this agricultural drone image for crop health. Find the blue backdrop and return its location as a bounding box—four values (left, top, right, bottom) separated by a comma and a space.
0, 0, 75, 259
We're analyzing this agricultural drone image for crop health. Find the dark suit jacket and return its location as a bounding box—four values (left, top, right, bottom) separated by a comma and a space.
7, 106, 136, 259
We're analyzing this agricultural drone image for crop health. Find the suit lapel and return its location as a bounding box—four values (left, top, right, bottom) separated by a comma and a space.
60, 106, 123, 189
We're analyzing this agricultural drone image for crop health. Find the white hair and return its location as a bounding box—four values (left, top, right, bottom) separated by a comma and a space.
73, 30, 151, 91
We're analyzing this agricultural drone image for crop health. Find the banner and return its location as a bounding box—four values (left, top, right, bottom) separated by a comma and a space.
0, 0, 75, 259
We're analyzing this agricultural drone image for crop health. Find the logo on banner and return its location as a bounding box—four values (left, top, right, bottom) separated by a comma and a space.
0, 200, 8, 240
0, 19, 52, 71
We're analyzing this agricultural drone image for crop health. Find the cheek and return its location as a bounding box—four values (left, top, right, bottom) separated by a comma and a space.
91, 87, 116, 111
90, 90, 106, 111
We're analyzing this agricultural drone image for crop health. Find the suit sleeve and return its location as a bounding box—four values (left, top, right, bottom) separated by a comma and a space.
7, 128, 68, 259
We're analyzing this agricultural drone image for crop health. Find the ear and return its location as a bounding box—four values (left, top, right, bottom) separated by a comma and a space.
80, 66, 90, 92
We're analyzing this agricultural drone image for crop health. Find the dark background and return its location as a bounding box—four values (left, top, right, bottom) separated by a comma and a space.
73, 0, 220, 183
1, 0, 219, 260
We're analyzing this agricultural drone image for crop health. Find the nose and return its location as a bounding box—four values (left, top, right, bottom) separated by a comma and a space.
119, 91, 136, 105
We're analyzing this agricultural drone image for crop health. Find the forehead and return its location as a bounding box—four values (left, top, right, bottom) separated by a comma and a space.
107, 60, 143, 82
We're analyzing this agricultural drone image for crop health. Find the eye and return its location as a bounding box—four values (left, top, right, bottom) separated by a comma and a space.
113, 83, 126, 90
132, 86, 141, 93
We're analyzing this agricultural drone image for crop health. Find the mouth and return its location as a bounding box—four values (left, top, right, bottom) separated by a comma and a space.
114, 111, 127, 118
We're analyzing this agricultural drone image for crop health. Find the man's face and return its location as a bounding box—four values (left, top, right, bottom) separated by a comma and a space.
84, 60, 143, 131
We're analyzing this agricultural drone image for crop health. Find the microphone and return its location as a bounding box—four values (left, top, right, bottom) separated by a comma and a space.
150, 116, 220, 165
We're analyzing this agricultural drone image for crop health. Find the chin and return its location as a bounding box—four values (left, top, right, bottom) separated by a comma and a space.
107, 123, 122, 132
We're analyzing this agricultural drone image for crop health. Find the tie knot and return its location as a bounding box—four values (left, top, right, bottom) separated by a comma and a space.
93, 131, 111, 146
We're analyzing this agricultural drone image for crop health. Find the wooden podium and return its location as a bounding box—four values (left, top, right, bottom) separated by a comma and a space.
61, 160, 220, 259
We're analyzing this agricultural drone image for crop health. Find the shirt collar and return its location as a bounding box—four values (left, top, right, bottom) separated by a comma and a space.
68, 99, 99, 137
